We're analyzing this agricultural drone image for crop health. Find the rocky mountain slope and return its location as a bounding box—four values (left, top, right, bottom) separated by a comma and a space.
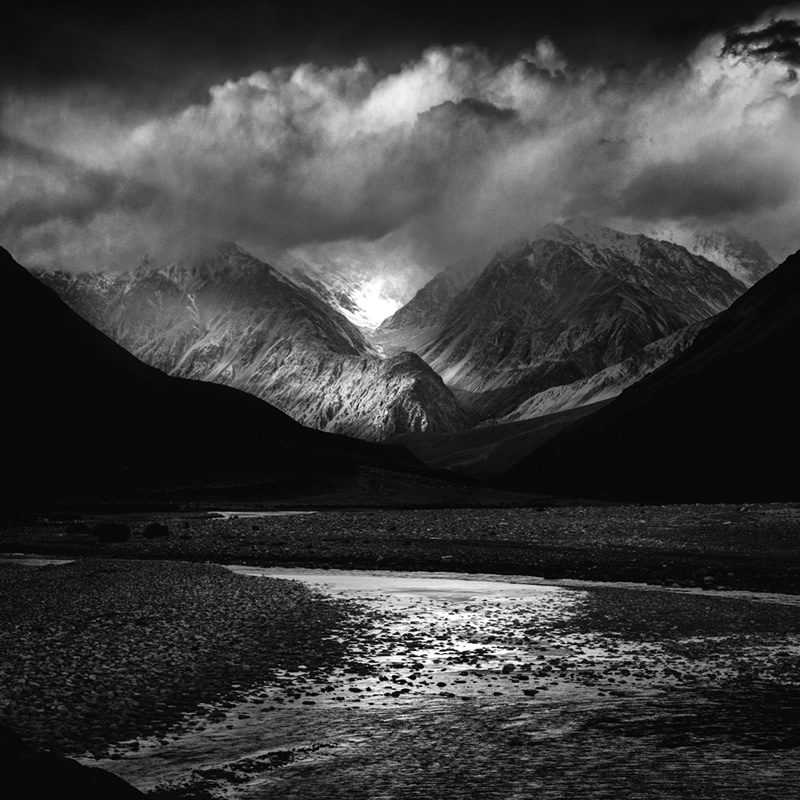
34, 244, 467, 441
500, 247, 800, 502
377, 219, 747, 419
493, 318, 713, 422
394, 402, 608, 481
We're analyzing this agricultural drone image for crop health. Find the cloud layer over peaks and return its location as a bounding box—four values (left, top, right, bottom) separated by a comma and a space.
2, 6, 800, 275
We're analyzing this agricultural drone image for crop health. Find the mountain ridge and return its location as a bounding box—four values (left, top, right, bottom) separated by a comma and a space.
490, 317, 714, 423
34, 244, 469, 441
381, 220, 746, 419
643, 225, 777, 286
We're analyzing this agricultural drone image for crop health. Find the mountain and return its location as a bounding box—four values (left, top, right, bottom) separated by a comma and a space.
34, 244, 467, 441
647, 226, 777, 286
500, 248, 800, 502
1, 245, 442, 507
493, 318, 713, 422
378, 219, 747, 418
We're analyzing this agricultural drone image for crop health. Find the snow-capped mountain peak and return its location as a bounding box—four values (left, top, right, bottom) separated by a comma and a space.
643, 224, 776, 286
536, 218, 652, 266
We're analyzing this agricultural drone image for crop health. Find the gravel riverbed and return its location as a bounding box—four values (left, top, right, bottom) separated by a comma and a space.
0, 559, 370, 758
1, 505, 800, 798
101, 568, 800, 798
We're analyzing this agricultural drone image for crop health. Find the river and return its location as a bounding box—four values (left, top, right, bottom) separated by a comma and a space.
86, 568, 800, 799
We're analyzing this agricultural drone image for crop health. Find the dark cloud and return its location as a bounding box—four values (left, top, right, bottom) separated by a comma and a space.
618, 148, 797, 221
0, 133, 65, 166
0, 2, 784, 106
651, 15, 719, 44
721, 18, 800, 66
0, 133, 160, 252
3, 6, 800, 274
1, 172, 157, 232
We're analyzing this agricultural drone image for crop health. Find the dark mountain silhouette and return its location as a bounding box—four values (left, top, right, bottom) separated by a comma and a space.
500, 249, 800, 502
1, 247, 437, 508
393, 401, 610, 481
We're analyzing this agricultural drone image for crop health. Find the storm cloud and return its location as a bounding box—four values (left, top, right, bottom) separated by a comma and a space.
722, 17, 800, 66
2, 6, 800, 274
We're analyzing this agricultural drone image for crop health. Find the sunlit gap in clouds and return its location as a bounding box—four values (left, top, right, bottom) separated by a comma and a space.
1, 5, 800, 287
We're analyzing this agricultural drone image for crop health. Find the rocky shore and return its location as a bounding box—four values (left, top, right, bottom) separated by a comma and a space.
0, 560, 370, 758
78, 569, 800, 798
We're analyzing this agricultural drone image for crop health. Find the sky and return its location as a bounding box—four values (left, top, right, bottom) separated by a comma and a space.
2, 1, 800, 282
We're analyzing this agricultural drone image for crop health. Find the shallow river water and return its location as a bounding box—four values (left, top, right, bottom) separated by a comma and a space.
87, 568, 800, 799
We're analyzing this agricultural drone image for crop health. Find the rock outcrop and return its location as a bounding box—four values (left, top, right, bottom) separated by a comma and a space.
0, 723, 144, 799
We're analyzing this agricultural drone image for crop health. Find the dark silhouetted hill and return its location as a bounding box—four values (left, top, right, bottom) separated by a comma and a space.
500, 249, 800, 502
1, 247, 432, 508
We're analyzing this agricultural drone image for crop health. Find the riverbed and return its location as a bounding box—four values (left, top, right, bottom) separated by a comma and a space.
79, 567, 800, 799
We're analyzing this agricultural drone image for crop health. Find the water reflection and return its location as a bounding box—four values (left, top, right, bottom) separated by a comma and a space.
90, 568, 800, 799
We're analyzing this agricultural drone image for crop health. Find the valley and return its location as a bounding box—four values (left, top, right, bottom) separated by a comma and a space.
31, 220, 774, 464
4, 8, 800, 800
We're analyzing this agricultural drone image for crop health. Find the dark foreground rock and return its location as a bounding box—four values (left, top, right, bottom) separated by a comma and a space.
0, 723, 144, 799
